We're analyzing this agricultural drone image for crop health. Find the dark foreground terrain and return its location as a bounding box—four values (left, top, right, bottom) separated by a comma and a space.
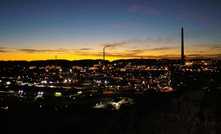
1, 90, 221, 134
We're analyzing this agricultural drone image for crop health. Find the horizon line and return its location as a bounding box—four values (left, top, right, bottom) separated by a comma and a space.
0, 57, 218, 62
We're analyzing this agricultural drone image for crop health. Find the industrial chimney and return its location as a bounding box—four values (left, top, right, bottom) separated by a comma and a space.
181, 28, 185, 65
103, 47, 105, 68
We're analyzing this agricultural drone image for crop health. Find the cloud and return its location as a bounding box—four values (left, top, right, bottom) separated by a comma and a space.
18, 49, 60, 53
145, 37, 162, 44
175, 4, 211, 21
80, 48, 92, 51
127, 5, 159, 15
66, 46, 221, 60
122, 47, 178, 57
207, 44, 221, 50
124, 47, 177, 55
127, 49, 147, 54
103, 43, 122, 49
187, 53, 221, 60
102, 38, 144, 49
145, 8, 160, 15
181, 10, 210, 21
147, 47, 178, 51
101, 53, 181, 59
166, 36, 174, 42
102, 37, 175, 49
77, 46, 179, 59
186, 50, 205, 54
17, 47, 92, 54
185, 44, 221, 59
207, 54, 221, 60
0, 47, 8, 53
127, 5, 143, 13
187, 54, 207, 59
189, 44, 221, 50
104, 53, 221, 60
109, 23, 139, 28
184, 29, 210, 39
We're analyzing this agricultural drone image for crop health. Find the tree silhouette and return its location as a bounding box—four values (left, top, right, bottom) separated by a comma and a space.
146, 90, 219, 134
88, 90, 220, 134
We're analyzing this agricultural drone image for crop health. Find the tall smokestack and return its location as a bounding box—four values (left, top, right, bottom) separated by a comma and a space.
181, 28, 184, 65
103, 48, 105, 68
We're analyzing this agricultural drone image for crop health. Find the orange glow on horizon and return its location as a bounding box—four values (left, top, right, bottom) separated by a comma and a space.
0, 53, 100, 61
0, 52, 178, 61
0, 50, 220, 61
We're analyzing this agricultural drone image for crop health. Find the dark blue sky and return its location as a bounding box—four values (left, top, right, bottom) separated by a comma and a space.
0, 0, 221, 60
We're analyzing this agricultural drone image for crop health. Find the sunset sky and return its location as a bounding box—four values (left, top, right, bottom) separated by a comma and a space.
0, 0, 221, 61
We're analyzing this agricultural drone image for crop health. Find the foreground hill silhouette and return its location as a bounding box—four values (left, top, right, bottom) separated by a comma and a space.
1, 90, 221, 134
0, 58, 181, 68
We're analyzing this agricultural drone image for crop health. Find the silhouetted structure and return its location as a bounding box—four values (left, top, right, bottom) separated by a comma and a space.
103, 47, 105, 68
181, 28, 185, 65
